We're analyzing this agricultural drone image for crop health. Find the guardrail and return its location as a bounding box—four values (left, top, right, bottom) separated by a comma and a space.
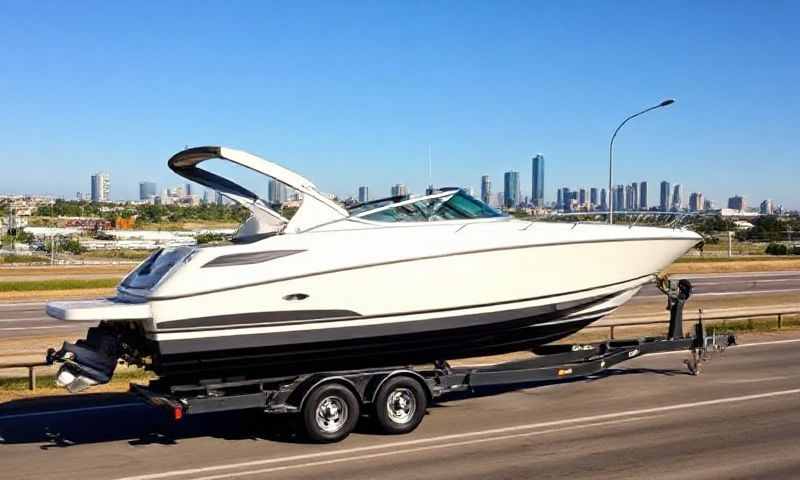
1, 309, 799, 391
0, 361, 49, 390
590, 309, 800, 340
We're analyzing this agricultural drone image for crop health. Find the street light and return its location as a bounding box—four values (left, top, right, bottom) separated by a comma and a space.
608, 99, 675, 224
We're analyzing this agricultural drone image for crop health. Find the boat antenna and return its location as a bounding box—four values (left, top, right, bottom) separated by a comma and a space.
427, 144, 432, 187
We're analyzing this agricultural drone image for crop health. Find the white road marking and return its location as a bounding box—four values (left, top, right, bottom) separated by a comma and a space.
190, 416, 655, 480
0, 326, 76, 331
0, 403, 144, 420
113, 387, 800, 480
636, 287, 800, 299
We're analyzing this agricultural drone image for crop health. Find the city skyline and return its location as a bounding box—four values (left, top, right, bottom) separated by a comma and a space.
1, 4, 798, 208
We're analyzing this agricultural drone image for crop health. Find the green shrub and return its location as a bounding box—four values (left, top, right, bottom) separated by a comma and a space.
765, 243, 789, 255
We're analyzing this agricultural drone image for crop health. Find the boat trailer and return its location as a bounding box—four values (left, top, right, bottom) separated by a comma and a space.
131, 278, 736, 443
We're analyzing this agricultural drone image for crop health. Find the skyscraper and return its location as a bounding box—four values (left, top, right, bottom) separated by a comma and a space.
589, 188, 598, 207
556, 188, 564, 210
531, 154, 544, 208
358, 186, 369, 203
578, 188, 587, 207
760, 199, 773, 215
268, 178, 287, 205
139, 181, 157, 201
600, 188, 608, 211
391, 184, 408, 198
614, 185, 625, 212
630, 182, 639, 211
480, 176, 492, 205
660, 181, 671, 212
689, 192, 704, 212
728, 195, 745, 211
560, 187, 571, 211
503, 171, 520, 208
639, 181, 648, 210
671, 184, 683, 211
90, 172, 110, 202
185, 183, 194, 196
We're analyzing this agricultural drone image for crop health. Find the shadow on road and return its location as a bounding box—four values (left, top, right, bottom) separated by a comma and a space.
0, 366, 688, 447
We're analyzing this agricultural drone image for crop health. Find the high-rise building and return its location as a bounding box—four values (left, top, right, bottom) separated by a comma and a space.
202, 190, 211, 205
559, 187, 570, 211
600, 188, 608, 211
760, 199, 774, 215
139, 181, 157, 201
578, 189, 587, 207
480, 176, 492, 205
496, 191, 504, 208
556, 188, 564, 210
728, 195, 745, 211
630, 182, 639, 211
659, 181, 671, 212
613, 185, 625, 212
590, 188, 598, 207
215, 191, 224, 206
689, 192, 704, 212
639, 181, 648, 210
391, 184, 408, 198
703, 199, 714, 211
671, 184, 683, 211
357, 186, 369, 203
268, 178, 287, 205
503, 171, 520, 208
90, 172, 110, 202
531, 154, 545, 208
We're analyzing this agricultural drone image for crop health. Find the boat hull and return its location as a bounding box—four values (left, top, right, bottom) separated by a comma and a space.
148, 281, 642, 378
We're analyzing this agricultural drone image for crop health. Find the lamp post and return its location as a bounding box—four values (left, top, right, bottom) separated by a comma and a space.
608, 99, 675, 224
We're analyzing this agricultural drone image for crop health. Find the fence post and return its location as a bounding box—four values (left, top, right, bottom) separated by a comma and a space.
778, 314, 783, 330
28, 366, 36, 391
610, 325, 615, 340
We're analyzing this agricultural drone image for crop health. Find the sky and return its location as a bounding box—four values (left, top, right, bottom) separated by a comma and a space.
1, 1, 798, 208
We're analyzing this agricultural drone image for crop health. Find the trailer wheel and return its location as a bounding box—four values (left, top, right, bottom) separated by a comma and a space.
301, 383, 360, 443
373, 376, 427, 435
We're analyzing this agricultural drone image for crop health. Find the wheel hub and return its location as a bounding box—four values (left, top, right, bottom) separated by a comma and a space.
386, 387, 416, 424
316, 396, 348, 433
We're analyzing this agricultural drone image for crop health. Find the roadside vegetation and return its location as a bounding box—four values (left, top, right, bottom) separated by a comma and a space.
0, 278, 120, 292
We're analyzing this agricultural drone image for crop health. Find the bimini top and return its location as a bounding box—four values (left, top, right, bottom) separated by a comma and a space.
168, 146, 505, 239
168, 146, 348, 236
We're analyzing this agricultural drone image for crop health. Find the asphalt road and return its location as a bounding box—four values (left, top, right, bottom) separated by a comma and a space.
1, 333, 799, 479
1, 271, 799, 339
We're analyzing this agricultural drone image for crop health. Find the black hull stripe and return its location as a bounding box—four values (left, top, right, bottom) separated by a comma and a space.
126, 236, 691, 301
153, 301, 620, 355
153, 313, 603, 377
153, 275, 647, 333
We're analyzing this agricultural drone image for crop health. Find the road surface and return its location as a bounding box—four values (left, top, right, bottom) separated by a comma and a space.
1, 332, 799, 479
2, 270, 799, 339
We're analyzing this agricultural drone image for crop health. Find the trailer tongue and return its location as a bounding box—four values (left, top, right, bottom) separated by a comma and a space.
117, 278, 735, 443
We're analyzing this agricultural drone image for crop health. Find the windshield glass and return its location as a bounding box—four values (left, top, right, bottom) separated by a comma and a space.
360, 191, 503, 223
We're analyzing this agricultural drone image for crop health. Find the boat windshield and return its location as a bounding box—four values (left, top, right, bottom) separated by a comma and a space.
358, 190, 504, 222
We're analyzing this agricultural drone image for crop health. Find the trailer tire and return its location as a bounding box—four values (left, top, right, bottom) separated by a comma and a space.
373, 376, 427, 435
301, 383, 360, 443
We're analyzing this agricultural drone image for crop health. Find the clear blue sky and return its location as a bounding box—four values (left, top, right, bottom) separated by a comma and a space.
1, 1, 798, 208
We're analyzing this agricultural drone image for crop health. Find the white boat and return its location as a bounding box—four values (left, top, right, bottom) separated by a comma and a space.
46, 146, 701, 392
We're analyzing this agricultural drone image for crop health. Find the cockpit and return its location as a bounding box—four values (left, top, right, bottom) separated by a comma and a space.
347, 189, 504, 223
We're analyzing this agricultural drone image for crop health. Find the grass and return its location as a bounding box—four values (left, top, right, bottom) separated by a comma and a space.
79, 249, 153, 261
0, 368, 152, 396
0, 254, 51, 264
676, 255, 799, 263
0, 278, 120, 292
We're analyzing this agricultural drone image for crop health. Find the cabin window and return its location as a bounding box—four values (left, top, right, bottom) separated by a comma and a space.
360, 191, 503, 223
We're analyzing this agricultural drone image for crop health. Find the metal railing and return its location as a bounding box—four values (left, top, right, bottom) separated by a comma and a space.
1, 309, 799, 391
590, 309, 800, 340
0, 361, 49, 390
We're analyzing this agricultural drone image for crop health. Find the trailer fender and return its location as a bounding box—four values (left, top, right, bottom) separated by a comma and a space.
288, 374, 363, 412
365, 370, 432, 405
